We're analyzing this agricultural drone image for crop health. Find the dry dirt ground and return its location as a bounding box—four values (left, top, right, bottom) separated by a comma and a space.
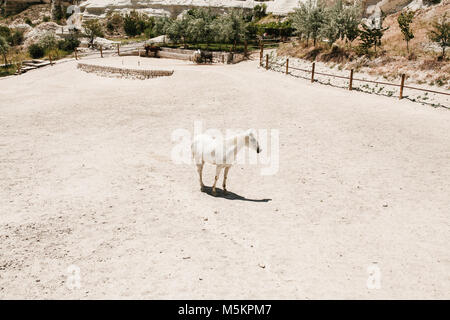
0, 56, 449, 299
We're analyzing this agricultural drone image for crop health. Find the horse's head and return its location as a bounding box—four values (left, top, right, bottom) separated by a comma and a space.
245, 129, 261, 154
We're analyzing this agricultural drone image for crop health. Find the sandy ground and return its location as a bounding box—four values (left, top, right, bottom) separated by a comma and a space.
0, 56, 449, 299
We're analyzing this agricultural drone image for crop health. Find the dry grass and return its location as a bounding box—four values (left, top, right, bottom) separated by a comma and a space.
277, 2, 450, 89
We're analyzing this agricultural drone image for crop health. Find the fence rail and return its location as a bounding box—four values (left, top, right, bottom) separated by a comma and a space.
260, 52, 450, 100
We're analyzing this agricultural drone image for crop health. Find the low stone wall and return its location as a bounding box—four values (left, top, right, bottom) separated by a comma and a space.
156, 47, 246, 64
77, 63, 174, 80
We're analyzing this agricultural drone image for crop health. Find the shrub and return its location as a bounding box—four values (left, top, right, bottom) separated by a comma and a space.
57, 36, 80, 52
106, 13, 123, 33
25, 18, 33, 27
0, 35, 9, 64
0, 25, 11, 39
28, 43, 45, 58
39, 32, 58, 52
53, 4, 65, 22
43, 16, 50, 23
83, 19, 104, 46
428, 13, 449, 59
8, 30, 24, 46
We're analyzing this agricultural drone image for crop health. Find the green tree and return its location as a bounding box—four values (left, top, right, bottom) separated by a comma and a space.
358, 17, 388, 54
291, 0, 311, 42
153, 16, 170, 37
83, 19, 104, 47
185, 8, 216, 46
342, 1, 361, 44
398, 10, 415, 53
291, 0, 326, 47
213, 9, 248, 51
0, 35, 9, 65
428, 13, 449, 59
166, 16, 189, 47
253, 4, 267, 21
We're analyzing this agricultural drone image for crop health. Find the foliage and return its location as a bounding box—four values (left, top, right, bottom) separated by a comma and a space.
253, 4, 267, 21
428, 13, 449, 58
106, 13, 123, 33
213, 9, 248, 49
291, 0, 326, 46
52, 4, 65, 22
358, 18, 389, 54
28, 43, 45, 59
57, 34, 80, 52
0, 35, 9, 64
8, 29, 24, 46
123, 11, 154, 37
165, 15, 189, 45
83, 19, 104, 46
398, 10, 415, 53
25, 17, 33, 27
185, 8, 216, 45
39, 32, 58, 52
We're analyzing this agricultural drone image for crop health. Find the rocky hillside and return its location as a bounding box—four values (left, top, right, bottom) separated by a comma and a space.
2, 0, 445, 19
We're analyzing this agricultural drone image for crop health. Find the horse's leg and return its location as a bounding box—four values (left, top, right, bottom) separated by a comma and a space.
212, 165, 223, 196
196, 162, 205, 191
222, 166, 230, 194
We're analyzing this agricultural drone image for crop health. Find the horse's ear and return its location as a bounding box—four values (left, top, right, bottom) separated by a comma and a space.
247, 129, 256, 137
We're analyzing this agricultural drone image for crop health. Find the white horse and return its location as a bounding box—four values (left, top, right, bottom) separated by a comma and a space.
191, 129, 261, 195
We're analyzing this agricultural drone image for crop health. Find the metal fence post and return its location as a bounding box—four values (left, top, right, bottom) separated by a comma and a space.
266, 54, 269, 70
117, 44, 120, 56
100, 45, 103, 58
311, 62, 315, 83
399, 74, 406, 99
286, 58, 289, 75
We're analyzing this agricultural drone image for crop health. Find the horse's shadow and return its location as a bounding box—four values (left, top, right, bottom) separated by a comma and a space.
201, 186, 271, 203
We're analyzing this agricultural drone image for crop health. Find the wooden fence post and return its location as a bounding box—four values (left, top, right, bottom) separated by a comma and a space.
117, 44, 120, 56
244, 40, 248, 57
17, 62, 21, 74
311, 62, 315, 83
265, 54, 269, 70
74, 48, 78, 60
100, 45, 103, 58
49, 54, 53, 65
349, 69, 354, 91
260, 42, 263, 67
286, 58, 289, 75
399, 74, 406, 99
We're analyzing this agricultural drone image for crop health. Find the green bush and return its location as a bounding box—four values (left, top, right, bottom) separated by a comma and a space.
28, 43, 45, 58
25, 18, 33, 27
123, 11, 154, 37
8, 30, 24, 46
43, 16, 50, 22
57, 37, 80, 52
0, 25, 11, 38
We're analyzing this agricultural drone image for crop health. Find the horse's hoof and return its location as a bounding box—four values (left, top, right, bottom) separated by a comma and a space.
212, 190, 217, 196
200, 186, 205, 192
223, 190, 228, 195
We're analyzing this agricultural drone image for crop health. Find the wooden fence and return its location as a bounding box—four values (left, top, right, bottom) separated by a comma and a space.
261, 53, 450, 100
